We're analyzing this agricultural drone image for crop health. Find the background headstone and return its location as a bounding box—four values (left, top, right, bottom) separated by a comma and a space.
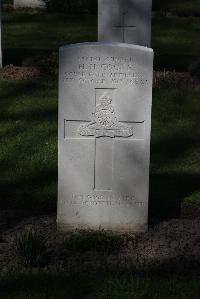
58, 42, 153, 232
98, 0, 152, 47
14, 0, 45, 9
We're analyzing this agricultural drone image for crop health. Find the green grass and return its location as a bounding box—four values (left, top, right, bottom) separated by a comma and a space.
3, 12, 97, 49
15, 230, 48, 268
155, 0, 200, 17
2, 12, 97, 66
0, 80, 199, 220
0, 273, 200, 299
153, 16, 200, 70
0, 80, 57, 212
181, 191, 200, 218
150, 87, 200, 220
2, 10, 200, 70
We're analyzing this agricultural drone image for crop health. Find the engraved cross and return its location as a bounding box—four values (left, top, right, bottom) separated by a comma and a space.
65, 91, 144, 191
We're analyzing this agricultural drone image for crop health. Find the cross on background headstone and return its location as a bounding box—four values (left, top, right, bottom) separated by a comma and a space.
65, 90, 144, 191
113, 12, 137, 43
98, 0, 152, 47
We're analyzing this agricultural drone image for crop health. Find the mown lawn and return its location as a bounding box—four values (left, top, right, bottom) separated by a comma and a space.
152, 15, 200, 70
2, 12, 97, 49
0, 273, 200, 299
0, 80, 199, 220
0, 80, 57, 212
154, 0, 200, 17
2, 12, 97, 67
2, 10, 200, 70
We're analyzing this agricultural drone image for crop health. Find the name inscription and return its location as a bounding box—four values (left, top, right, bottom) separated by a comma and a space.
62, 56, 150, 87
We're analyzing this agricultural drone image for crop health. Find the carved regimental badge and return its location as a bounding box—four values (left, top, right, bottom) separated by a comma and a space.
78, 92, 133, 138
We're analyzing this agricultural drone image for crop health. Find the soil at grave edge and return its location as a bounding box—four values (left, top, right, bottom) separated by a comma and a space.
0, 212, 200, 275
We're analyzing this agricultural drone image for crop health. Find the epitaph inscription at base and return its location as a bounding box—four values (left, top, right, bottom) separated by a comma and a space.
58, 43, 153, 232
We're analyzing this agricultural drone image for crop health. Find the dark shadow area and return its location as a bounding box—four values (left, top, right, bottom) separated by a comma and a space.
0, 273, 97, 299
149, 173, 200, 223
154, 54, 199, 71
0, 80, 58, 228
3, 48, 54, 67
0, 268, 200, 299
0, 168, 57, 210
148, 86, 200, 223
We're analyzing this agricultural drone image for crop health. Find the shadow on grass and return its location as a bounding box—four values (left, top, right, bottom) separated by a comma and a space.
0, 273, 96, 299
0, 168, 57, 210
149, 87, 200, 223
0, 271, 200, 299
154, 54, 199, 71
2, 12, 97, 66
149, 173, 200, 223
0, 80, 57, 218
3, 48, 54, 66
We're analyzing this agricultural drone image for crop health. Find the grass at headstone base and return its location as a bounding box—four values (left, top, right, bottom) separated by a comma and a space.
2, 11, 200, 71
0, 272, 200, 299
0, 80, 199, 221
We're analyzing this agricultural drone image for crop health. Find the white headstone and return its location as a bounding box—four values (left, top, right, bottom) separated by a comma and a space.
98, 0, 152, 47
58, 42, 153, 232
14, 0, 45, 9
0, 0, 2, 67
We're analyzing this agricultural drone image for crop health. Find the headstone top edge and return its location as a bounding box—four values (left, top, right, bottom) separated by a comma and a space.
59, 42, 153, 53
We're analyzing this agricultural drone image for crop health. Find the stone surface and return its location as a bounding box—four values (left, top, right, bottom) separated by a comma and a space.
98, 0, 152, 47
14, 0, 45, 9
58, 42, 153, 232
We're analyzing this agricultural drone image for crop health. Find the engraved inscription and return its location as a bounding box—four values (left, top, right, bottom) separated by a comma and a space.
78, 92, 133, 138
61, 194, 146, 207
62, 56, 150, 87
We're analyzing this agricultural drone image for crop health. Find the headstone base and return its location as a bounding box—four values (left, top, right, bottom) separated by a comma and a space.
57, 222, 148, 233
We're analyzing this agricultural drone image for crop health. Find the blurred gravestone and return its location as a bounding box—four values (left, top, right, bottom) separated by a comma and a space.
98, 0, 152, 47
57, 42, 153, 232
14, 0, 45, 9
